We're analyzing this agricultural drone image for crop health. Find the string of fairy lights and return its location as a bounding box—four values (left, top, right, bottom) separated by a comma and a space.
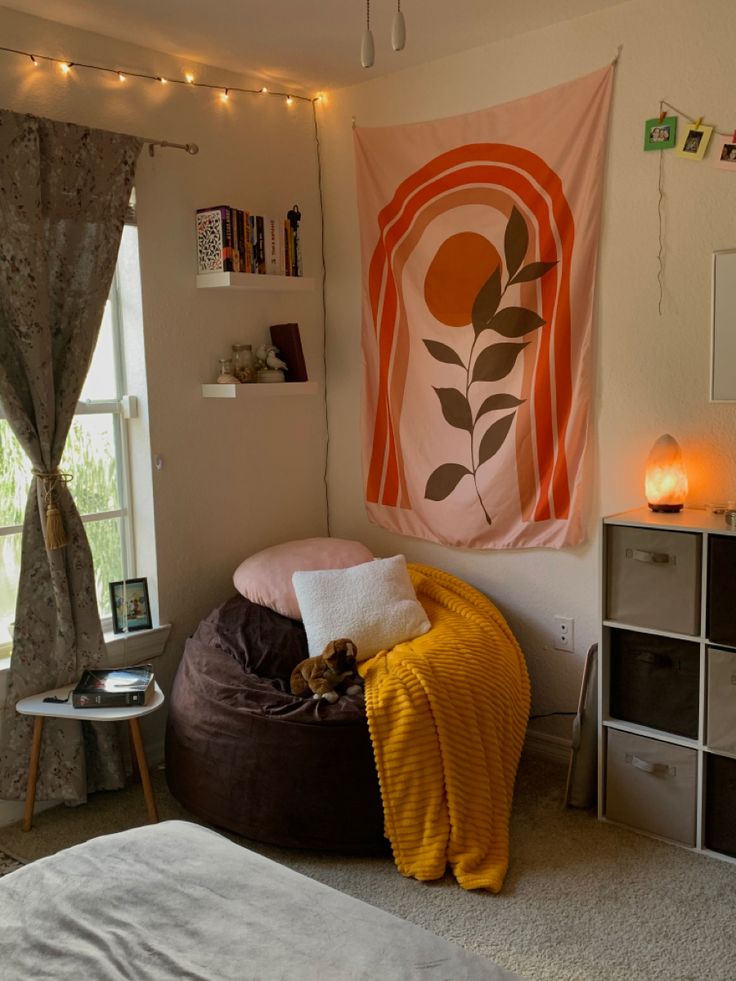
0, 44, 322, 110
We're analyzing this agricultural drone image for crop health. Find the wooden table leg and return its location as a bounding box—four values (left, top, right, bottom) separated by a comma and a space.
127, 717, 158, 824
128, 727, 140, 783
22, 716, 44, 832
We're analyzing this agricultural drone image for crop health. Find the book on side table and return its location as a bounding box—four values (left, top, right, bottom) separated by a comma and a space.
72, 664, 155, 708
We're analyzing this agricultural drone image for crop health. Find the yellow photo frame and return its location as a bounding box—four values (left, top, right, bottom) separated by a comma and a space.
676, 123, 713, 161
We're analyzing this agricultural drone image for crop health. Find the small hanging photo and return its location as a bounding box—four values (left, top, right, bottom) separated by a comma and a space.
643, 115, 677, 151
714, 136, 736, 170
675, 123, 713, 160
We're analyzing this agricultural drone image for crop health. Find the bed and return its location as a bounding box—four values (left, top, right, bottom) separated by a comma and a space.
0, 820, 521, 980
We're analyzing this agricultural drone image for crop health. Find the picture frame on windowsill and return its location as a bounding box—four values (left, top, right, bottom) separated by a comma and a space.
110, 578, 152, 634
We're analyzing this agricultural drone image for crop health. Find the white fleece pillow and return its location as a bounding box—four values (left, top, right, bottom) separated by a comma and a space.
292, 554, 431, 661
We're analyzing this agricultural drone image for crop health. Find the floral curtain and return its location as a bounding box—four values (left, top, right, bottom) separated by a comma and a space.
0, 111, 142, 804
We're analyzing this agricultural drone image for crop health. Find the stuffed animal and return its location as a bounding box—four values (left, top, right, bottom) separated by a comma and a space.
290, 638, 362, 703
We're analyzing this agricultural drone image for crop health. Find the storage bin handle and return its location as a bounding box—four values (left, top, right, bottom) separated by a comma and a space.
630, 548, 672, 565
627, 753, 674, 777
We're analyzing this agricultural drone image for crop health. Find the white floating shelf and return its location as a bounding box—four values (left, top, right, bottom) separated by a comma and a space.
196, 272, 314, 292
202, 382, 318, 398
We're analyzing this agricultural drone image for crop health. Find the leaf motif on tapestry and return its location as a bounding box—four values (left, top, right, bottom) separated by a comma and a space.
423, 207, 557, 525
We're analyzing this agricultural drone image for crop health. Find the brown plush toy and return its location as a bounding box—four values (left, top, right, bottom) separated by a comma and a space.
290, 638, 362, 703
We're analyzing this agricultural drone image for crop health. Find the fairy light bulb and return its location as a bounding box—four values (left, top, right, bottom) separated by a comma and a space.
260, 86, 268, 94
29, 54, 38, 67
60, 62, 72, 74
220, 88, 229, 102
286, 95, 293, 106
118, 71, 126, 82
185, 72, 195, 84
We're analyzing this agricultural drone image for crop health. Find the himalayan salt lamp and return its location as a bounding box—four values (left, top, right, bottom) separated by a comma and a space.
645, 434, 688, 512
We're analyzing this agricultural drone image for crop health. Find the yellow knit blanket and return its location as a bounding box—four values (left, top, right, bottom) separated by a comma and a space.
360, 564, 530, 892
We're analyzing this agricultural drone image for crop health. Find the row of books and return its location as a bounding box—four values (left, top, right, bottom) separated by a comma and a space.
196, 205, 302, 277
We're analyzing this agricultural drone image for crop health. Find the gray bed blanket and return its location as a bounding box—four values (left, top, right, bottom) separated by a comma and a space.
0, 820, 521, 980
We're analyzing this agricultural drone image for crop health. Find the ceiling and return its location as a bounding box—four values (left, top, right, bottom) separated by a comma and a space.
9, 0, 627, 94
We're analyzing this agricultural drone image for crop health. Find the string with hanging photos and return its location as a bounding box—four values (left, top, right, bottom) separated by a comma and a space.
644, 99, 736, 314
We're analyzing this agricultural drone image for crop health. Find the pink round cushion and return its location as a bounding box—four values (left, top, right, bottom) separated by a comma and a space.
232, 538, 374, 620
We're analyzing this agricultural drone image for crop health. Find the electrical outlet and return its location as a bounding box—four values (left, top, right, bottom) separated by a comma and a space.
554, 616, 575, 652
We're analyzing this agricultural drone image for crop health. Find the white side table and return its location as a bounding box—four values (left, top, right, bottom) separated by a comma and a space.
16, 682, 165, 832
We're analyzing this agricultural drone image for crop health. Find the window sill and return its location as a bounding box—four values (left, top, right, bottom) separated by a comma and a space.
0, 624, 171, 675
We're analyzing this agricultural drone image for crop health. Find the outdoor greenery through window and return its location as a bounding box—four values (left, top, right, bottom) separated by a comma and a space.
0, 225, 140, 649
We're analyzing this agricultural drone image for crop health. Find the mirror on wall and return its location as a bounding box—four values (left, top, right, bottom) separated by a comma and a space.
711, 249, 736, 402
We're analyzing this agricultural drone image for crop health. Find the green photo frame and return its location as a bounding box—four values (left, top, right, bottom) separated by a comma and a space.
644, 115, 677, 151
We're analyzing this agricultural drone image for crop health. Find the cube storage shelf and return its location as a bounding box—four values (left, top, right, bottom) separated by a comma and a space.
599, 507, 736, 864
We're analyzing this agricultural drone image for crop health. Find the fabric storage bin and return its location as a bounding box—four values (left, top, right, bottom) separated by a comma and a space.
707, 647, 736, 753
705, 753, 736, 858
708, 536, 736, 648
605, 729, 697, 845
606, 526, 701, 635
609, 629, 699, 739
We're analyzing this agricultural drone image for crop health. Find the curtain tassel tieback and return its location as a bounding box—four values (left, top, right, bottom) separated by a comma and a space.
33, 470, 73, 550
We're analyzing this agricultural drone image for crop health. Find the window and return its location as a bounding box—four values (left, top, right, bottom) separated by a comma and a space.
0, 224, 141, 649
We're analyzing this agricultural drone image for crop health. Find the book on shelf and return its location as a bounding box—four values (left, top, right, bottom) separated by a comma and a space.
264, 216, 284, 275
196, 206, 235, 274
72, 664, 156, 708
254, 215, 267, 274
270, 322, 308, 381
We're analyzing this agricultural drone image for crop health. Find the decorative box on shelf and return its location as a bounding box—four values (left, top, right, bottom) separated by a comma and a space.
202, 382, 318, 399
196, 272, 314, 292
599, 506, 736, 865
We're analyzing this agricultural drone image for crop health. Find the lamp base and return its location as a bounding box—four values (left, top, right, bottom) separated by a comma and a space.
647, 503, 684, 513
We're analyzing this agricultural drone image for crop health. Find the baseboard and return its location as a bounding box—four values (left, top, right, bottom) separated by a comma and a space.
523, 729, 571, 765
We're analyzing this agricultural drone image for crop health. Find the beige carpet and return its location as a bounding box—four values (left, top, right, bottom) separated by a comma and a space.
1, 757, 735, 981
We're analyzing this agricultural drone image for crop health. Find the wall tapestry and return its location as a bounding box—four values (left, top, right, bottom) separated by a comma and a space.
355, 65, 614, 549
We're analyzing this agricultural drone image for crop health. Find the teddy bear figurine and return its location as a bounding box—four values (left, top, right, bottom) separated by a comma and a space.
289, 638, 362, 703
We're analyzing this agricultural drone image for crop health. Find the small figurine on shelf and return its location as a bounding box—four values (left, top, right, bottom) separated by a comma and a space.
216, 358, 238, 384
255, 344, 287, 383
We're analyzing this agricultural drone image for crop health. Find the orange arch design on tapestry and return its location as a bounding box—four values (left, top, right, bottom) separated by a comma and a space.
374, 184, 542, 519
366, 145, 575, 524
367, 162, 563, 517
370, 153, 573, 522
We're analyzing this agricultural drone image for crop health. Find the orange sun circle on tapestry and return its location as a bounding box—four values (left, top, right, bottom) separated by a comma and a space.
423, 231, 500, 328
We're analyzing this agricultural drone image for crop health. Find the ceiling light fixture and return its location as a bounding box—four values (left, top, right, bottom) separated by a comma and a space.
392, 0, 406, 51
361, 0, 375, 68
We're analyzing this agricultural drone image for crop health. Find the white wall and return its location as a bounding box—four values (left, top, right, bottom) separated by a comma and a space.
0, 7, 328, 757
318, 0, 736, 742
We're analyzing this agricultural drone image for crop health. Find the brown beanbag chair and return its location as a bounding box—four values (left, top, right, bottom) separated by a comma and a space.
165, 595, 387, 852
